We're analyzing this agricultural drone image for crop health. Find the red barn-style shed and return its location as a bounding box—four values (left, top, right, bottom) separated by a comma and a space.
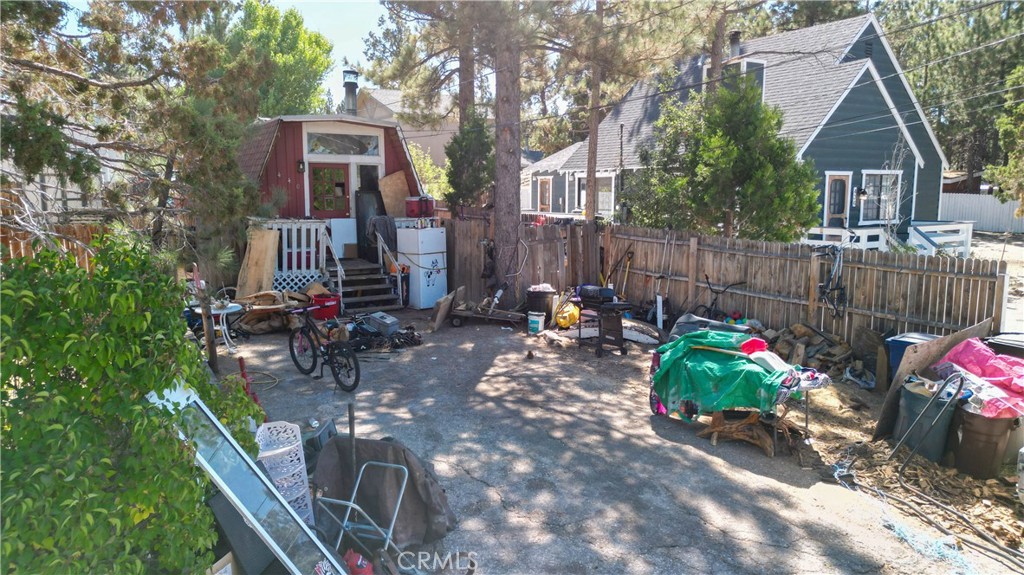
235, 115, 423, 311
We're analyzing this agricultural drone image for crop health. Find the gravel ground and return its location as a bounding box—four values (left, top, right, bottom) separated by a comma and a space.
228, 309, 1019, 575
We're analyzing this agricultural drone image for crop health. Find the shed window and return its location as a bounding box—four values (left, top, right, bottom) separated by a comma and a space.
307, 133, 379, 156
861, 173, 899, 222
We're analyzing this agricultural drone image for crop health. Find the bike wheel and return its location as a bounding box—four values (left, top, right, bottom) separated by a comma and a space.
328, 342, 360, 392
835, 286, 848, 317
690, 304, 712, 319
289, 328, 317, 374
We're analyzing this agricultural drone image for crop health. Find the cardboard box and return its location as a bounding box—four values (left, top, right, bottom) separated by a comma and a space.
343, 243, 358, 259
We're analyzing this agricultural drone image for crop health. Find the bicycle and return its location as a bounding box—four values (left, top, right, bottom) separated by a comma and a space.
813, 230, 857, 318
288, 302, 361, 392
691, 274, 746, 322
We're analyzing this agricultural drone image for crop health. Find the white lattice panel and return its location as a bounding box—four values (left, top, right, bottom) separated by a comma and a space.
273, 272, 324, 293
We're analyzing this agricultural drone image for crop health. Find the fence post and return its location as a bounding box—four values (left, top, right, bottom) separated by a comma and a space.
992, 262, 1007, 334
806, 248, 819, 325
687, 236, 698, 309
602, 225, 612, 285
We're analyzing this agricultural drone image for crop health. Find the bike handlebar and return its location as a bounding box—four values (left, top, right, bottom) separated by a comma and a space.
704, 274, 746, 293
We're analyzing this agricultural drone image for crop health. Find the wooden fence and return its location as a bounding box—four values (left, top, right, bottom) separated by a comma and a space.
0, 223, 105, 270
444, 219, 1010, 339
442, 216, 599, 303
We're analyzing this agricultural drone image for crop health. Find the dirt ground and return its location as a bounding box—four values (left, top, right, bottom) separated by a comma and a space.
971, 231, 1024, 332
228, 309, 1022, 575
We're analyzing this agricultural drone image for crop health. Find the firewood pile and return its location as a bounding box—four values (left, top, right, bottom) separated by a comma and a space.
824, 441, 1023, 550
760, 323, 854, 376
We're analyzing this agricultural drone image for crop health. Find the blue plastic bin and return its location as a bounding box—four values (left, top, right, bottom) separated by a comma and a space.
886, 332, 940, 376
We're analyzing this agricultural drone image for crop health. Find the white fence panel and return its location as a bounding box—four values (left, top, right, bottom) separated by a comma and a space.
940, 193, 1024, 233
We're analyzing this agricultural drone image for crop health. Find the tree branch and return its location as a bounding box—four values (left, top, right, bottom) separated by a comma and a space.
7, 57, 167, 89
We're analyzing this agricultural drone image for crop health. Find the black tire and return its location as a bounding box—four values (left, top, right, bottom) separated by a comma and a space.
328, 342, 360, 392
289, 328, 317, 374
450, 316, 464, 327
691, 305, 712, 319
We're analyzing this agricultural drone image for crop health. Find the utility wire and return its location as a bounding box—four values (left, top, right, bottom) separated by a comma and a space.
374, 1, 1004, 123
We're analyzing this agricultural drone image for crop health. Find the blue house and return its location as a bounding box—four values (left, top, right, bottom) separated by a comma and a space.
522, 14, 971, 255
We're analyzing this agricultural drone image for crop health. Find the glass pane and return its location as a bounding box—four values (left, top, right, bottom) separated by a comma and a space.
829, 179, 846, 215
358, 165, 379, 191
308, 132, 379, 156
597, 177, 614, 211
181, 405, 340, 575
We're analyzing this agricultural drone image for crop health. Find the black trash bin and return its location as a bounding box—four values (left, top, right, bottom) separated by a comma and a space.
526, 288, 556, 324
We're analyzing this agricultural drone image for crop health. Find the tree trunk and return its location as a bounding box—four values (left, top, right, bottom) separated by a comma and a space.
150, 156, 175, 248
457, 2, 476, 127
584, 0, 605, 223
707, 9, 728, 95
492, 6, 522, 306
724, 206, 734, 237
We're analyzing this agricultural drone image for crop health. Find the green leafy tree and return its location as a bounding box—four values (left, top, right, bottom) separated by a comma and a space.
408, 141, 452, 200
444, 108, 494, 209
1, 1, 268, 285
226, 0, 334, 116
1, 235, 264, 573
987, 64, 1024, 215
876, 1, 1024, 190
625, 77, 820, 241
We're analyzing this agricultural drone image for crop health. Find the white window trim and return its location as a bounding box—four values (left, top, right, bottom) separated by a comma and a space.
822, 171, 854, 226
301, 122, 385, 217
859, 169, 902, 225
537, 176, 554, 212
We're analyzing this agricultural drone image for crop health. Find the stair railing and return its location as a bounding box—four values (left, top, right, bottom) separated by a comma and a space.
376, 233, 403, 307
320, 228, 345, 293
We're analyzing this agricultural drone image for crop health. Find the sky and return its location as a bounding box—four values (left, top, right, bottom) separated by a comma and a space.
276, 1, 388, 93
63, 1, 389, 94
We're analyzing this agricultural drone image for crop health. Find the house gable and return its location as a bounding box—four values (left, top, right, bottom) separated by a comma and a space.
798, 61, 924, 169
841, 17, 946, 220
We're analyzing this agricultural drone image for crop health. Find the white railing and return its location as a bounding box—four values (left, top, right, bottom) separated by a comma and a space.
802, 226, 889, 251
909, 220, 973, 257
376, 233, 403, 306
262, 219, 326, 274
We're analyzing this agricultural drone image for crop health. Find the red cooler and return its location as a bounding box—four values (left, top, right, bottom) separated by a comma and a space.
405, 195, 435, 217
311, 294, 340, 319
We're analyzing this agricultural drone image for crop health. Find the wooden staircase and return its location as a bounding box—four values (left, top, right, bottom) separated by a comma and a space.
334, 259, 403, 314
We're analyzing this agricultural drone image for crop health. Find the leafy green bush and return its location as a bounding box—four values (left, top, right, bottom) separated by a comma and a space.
444, 107, 495, 209
1, 235, 263, 574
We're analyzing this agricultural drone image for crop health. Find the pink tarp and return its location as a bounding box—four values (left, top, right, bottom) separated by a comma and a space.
936, 338, 1024, 418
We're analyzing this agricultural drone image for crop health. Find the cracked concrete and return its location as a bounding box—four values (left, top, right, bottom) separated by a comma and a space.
235, 310, 1016, 574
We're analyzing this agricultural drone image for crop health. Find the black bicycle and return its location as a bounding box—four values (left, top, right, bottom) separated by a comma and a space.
288, 303, 360, 392
691, 274, 746, 322
812, 229, 858, 318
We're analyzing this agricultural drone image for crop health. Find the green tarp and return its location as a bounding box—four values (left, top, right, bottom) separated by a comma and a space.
652, 330, 790, 420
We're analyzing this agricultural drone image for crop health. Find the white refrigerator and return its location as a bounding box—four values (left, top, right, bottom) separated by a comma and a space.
397, 227, 447, 309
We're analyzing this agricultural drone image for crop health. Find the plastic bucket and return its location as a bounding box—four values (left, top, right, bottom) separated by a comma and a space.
311, 294, 340, 320
526, 290, 556, 324
893, 386, 954, 463
953, 409, 1018, 480
527, 311, 545, 334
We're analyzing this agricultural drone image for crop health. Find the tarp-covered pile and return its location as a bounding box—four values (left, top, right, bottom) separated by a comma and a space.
653, 331, 790, 419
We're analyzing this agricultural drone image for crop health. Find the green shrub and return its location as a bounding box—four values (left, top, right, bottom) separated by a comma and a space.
1, 234, 263, 574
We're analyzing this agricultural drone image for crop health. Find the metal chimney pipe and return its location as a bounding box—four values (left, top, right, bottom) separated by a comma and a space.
343, 69, 359, 115
728, 30, 741, 58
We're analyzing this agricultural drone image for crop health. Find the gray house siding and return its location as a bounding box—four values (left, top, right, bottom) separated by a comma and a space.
805, 76, 918, 232
846, 23, 944, 220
